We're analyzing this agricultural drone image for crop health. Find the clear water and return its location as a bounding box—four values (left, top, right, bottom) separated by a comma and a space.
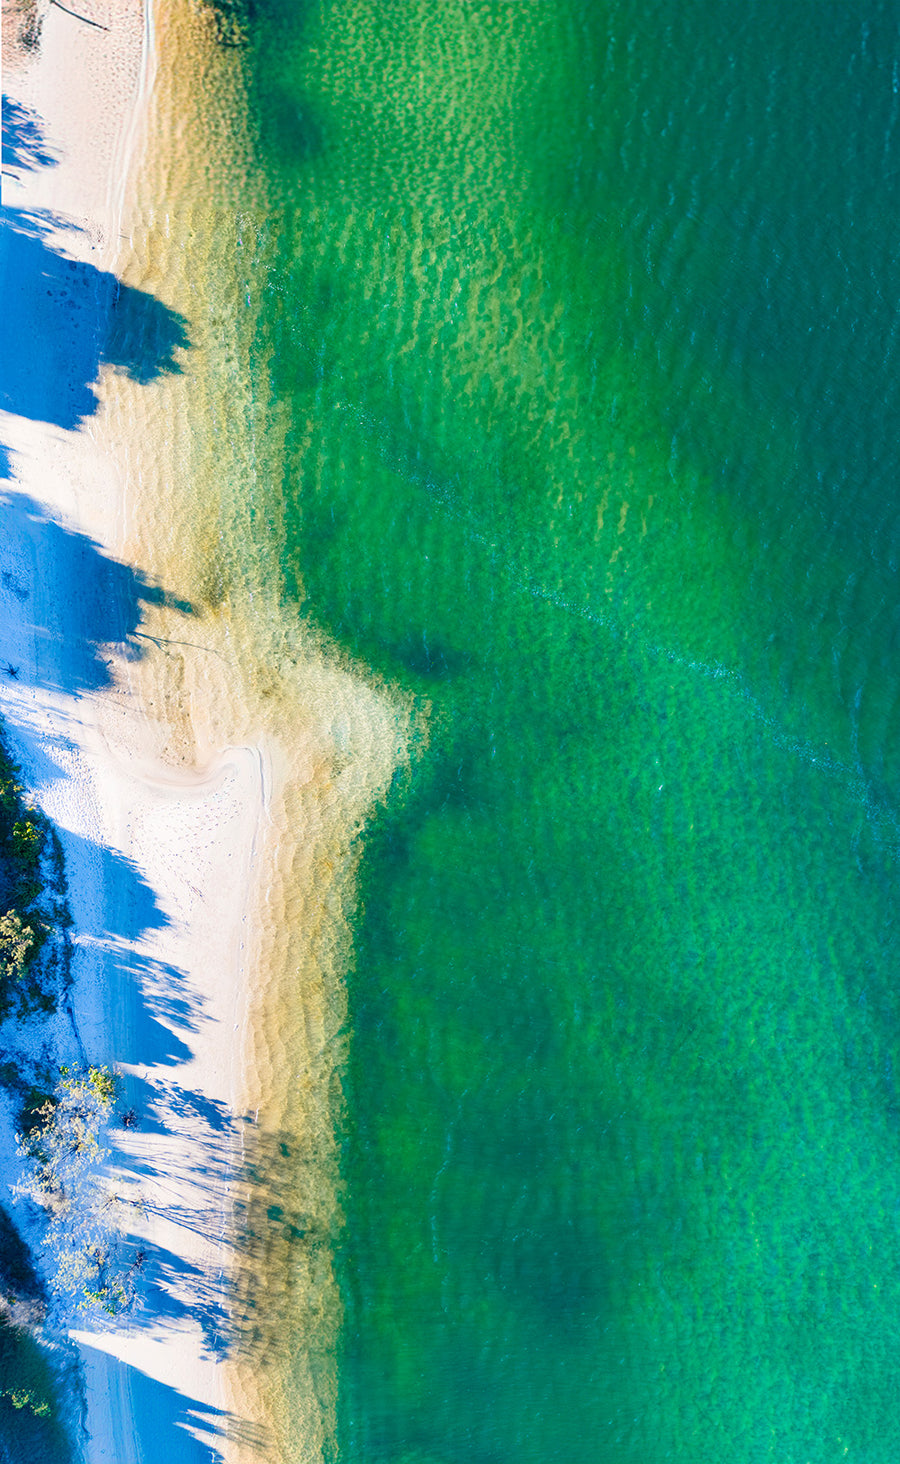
220, 0, 900, 1458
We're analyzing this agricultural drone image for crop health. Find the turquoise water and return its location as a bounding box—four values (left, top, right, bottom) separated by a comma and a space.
231, 0, 900, 1458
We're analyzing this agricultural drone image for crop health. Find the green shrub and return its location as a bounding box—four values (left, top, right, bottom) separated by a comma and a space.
11, 819, 41, 869
0, 910, 33, 981
14, 1067, 132, 1317
0, 728, 71, 1030
0, 1321, 54, 1420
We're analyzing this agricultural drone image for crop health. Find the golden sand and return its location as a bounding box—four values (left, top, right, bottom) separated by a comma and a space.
96, 2, 415, 1455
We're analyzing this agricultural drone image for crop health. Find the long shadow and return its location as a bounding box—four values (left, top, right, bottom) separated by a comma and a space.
76, 1343, 262, 1464
58, 828, 171, 943
114, 955, 207, 1052
1, 96, 58, 175
0, 489, 193, 697
104, 1114, 326, 1369
115, 1079, 238, 1179
128, 1237, 232, 1362
0, 493, 202, 1064
71, 921, 201, 1074
0, 715, 203, 1066
125, 1076, 236, 1137
112, 1072, 238, 1160
0, 206, 189, 429
91, 948, 196, 1070
0, 92, 261, 1458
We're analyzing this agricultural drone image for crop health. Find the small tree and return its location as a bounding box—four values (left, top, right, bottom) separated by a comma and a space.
13, 1066, 133, 1316
0, 910, 33, 981
0, 909, 55, 1021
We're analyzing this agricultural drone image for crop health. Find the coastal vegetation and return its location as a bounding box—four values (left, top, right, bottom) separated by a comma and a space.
0, 1201, 56, 1442
14, 1063, 133, 1318
0, 738, 71, 1026
0, 727, 85, 1460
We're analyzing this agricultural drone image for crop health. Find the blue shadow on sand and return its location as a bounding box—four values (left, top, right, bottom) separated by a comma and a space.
61, 828, 171, 944
0, 206, 189, 429
1, 97, 265, 1458
0, 489, 194, 697
2, 96, 58, 175
76, 1345, 242, 1464
133, 1238, 232, 1361
56, 829, 202, 1069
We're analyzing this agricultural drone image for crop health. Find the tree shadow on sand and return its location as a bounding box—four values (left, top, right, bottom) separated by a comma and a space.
57, 1082, 338, 1452
61, 830, 203, 1066
100, 1091, 339, 1368
76, 1344, 268, 1464
0, 489, 194, 698
1, 96, 58, 176
2, 96, 188, 429
132, 1236, 233, 1361
80, 942, 199, 1074
0, 85, 276, 1464
0, 206, 189, 430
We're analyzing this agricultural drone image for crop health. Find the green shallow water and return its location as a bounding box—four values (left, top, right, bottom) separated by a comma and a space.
220, 0, 900, 1457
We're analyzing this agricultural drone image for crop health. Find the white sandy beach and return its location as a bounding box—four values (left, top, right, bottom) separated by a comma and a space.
2, 2, 410, 1459
3, 2, 266, 1459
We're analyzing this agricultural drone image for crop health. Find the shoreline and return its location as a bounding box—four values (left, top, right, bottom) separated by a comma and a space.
2, 3, 267, 1458
3, 2, 412, 1458
103, 4, 414, 1452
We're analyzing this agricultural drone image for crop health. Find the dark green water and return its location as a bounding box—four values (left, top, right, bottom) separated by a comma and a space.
234, 0, 900, 1458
